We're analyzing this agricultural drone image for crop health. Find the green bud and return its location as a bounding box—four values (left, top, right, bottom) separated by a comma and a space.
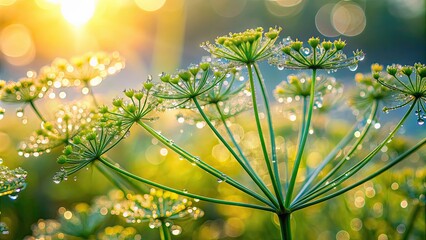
160, 74, 170, 83
63, 145, 73, 155
179, 71, 191, 81
43, 122, 53, 131
134, 92, 144, 100
144, 82, 153, 90
417, 66, 426, 78
334, 39, 346, 50
189, 66, 199, 76
86, 132, 97, 141
200, 62, 210, 71
99, 106, 108, 114
386, 66, 398, 76
127, 104, 136, 113
322, 41, 332, 51
290, 41, 303, 51
401, 66, 412, 76
216, 37, 226, 45
124, 89, 134, 98
282, 46, 292, 54
170, 76, 180, 84
57, 155, 67, 164
73, 136, 82, 144
308, 37, 320, 48
373, 72, 380, 79
112, 98, 123, 107
214, 71, 223, 78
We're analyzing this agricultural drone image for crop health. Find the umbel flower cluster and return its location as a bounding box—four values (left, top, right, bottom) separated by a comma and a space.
0, 27, 425, 240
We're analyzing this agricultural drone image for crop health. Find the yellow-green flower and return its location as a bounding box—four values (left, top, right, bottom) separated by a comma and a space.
202, 27, 282, 64
269, 37, 364, 70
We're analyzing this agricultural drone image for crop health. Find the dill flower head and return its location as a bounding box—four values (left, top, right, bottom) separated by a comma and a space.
53, 119, 129, 184
0, 159, 27, 198
51, 51, 125, 88
111, 188, 204, 235
155, 60, 230, 109
0, 72, 51, 104
269, 37, 364, 70
176, 66, 252, 124
201, 27, 282, 64
373, 63, 426, 125
97, 225, 141, 240
348, 65, 393, 111
18, 103, 97, 158
102, 77, 162, 128
274, 73, 342, 110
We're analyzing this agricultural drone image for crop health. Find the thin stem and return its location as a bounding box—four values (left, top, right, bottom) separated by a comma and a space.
285, 69, 317, 207
86, 84, 99, 108
29, 100, 46, 122
278, 213, 292, 240
295, 100, 417, 207
294, 120, 358, 202
295, 100, 379, 204
159, 220, 172, 240
253, 63, 284, 209
402, 201, 423, 240
136, 120, 275, 209
98, 156, 275, 212
291, 136, 426, 211
192, 100, 279, 209
247, 63, 284, 211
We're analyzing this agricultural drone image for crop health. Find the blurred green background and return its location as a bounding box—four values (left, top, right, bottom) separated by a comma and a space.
0, 0, 425, 239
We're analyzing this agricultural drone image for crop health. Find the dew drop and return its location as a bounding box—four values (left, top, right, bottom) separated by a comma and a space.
417, 118, 425, 126
302, 48, 310, 56
356, 54, 365, 61
8, 193, 18, 200
16, 108, 24, 118
0, 112, 4, 120
183, 189, 188, 193
277, 64, 284, 70
0, 158, 2, 164
171, 225, 182, 235
348, 64, 358, 71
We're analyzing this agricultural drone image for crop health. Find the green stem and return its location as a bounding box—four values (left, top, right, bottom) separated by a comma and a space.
291, 137, 426, 211
98, 156, 275, 212
136, 120, 275, 209
86, 84, 99, 108
193, 99, 279, 209
96, 159, 148, 194
402, 201, 423, 240
29, 100, 46, 122
293, 100, 417, 208
294, 119, 358, 202
247, 63, 284, 211
159, 220, 172, 240
294, 100, 379, 204
285, 69, 317, 207
253, 63, 284, 209
278, 213, 292, 240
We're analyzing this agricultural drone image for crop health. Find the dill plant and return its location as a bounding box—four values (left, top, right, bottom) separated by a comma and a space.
0, 28, 425, 240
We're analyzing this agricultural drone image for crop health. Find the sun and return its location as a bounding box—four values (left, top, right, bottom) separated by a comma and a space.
60, 0, 96, 27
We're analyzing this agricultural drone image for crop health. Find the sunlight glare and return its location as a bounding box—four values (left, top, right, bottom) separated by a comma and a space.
60, 0, 96, 27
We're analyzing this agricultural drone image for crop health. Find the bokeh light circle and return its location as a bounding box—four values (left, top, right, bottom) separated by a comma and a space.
315, 4, 340, 37
210, 0, 246, 18
332, 2, 366, 36
135, 0, 166, 12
